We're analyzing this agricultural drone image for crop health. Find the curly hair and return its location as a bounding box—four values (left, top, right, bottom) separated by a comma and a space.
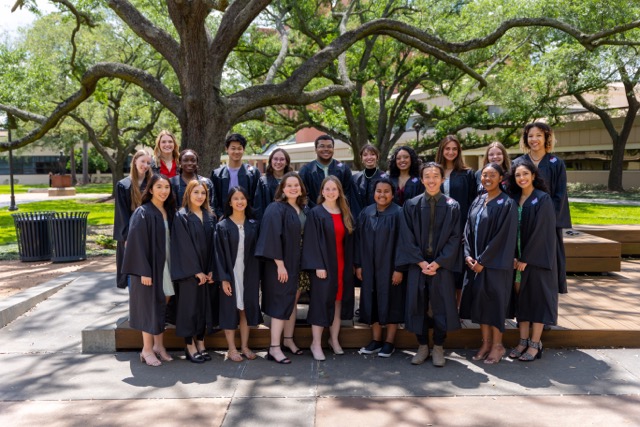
388, 146, 421, 178
520, 122, 556, 154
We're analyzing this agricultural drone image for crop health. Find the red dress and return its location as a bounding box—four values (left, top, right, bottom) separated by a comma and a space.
331, 213, 345, 301
159, 159, 177, 178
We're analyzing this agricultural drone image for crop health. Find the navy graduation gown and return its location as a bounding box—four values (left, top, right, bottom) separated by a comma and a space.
122, 203, 170, 335
352, 168, 384, 217
210, 163, 261, 218
253, 174, 281, 220
171, 208, 218, 337
354, 203, 405, 325
214, 218, 262, 329
113, 176, 146, 289
255, 202, 307, 320
514, 153, 571, 294
169, 174, 215, 211
515, 190, 558, 325
388, 174, 425, 206
299, 159, 357, 214
301, 205, 355, 327
396, 194, 462, 335
460, 192, 518, 331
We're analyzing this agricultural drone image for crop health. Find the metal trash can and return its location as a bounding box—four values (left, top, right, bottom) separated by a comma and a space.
12, 212, 54, 262
49, 212, 89, 262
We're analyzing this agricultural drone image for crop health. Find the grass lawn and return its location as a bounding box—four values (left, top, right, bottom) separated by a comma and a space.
0, 183, 113, 194
0, 198, 114, 245
569, 202, 640, 225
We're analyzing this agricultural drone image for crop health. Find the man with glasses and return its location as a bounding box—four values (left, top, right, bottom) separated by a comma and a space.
299, 134, 357, 213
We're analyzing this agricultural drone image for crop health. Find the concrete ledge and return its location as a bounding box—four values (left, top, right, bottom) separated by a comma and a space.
0, 273, 81, 328
48, 187, 76, 197
82, 304, 129, 354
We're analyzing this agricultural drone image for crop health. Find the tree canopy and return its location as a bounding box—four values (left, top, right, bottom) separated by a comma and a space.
1, 0, 640, 179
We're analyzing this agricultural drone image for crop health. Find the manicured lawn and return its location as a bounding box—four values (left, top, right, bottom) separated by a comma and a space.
569, 202, 640, 225
0, 184, 113, 194
0, 199, 114, 245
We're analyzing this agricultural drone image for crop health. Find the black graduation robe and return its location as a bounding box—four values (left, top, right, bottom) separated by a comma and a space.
460, 192, 518, 332
253, 174, 281, 220
122, 202, 170, 335
214, 218, 262, 329
515, 190, 558, 325
170, 208, 218, 337
396, 194, 462, 335
444, 168, 477, 290
255, 202, 307, 320
351, 168, 384, 217
443, 168, 477, 232
301, 205, 355, 327
298, 159, 358, 215
514, 153, 571, 294
388, 174, 425, 206
169, 174, 215, 211
354, 203, 405, 325
210, 163, 261, 218
113, 176, 147, 289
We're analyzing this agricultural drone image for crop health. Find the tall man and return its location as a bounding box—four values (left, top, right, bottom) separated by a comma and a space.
211, 133, 261, 218
299, 134, 358, 213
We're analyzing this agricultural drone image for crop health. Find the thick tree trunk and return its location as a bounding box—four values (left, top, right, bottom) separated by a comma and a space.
608, 135, 625, 192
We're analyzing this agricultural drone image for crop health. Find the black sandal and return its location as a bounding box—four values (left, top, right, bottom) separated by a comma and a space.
283, 337, 304, 355
267, 345, 291, 364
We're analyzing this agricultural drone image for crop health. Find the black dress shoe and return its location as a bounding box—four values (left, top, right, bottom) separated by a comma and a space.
198, 349, 212, 361
185, 348, 205, 364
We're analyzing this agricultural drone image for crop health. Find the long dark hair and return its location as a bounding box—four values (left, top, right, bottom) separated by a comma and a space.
224, 186, 255, 219
507, 161, 549, 197
141, 173, 177, 214
388, 146, 421, 178
274, 171, 307, 209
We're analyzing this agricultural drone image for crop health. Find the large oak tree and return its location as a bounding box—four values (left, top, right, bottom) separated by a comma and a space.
2, 0, 640, 177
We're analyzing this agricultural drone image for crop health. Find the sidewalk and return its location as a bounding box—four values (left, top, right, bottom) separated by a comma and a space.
0, 271, 639, 426
0, 192, 111, 208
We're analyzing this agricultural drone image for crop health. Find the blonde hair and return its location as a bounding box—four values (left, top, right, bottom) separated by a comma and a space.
153, 130, 180, 165
129, 150, 152, 211
182, 179, 212, 214
317, 176, 354, 234
482, 141, 511, 172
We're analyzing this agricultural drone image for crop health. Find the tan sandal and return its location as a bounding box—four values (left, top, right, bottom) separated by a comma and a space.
227, 350, 243, 362
241, 347, 257, 360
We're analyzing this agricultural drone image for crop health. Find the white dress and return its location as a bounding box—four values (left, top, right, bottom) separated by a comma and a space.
162, 220, 175, 297
233, 224, 245, 310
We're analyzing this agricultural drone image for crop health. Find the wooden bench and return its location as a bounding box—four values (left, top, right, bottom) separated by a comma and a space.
563, 229, 621, 272
574, 225, 640, 256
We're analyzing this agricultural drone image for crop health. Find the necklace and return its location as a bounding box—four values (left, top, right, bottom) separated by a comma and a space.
364, 167, 378, 179
530, 152, 544, 162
